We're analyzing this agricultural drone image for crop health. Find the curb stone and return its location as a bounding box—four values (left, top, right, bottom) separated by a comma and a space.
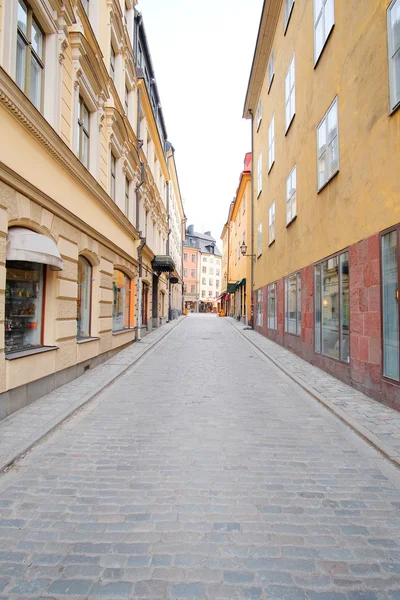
0, 316, 186, 473
228, 318, 400, 469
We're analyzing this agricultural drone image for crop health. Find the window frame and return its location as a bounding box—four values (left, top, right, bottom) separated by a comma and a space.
256, 289, 263, 327
110, 152, 116, 201
285, 55, 296, 133
125, 176, 130, 216
314, 248, 350, 364
314, 0, 335, 65
268, 201, 276, 246
286, 165, 297, 226
77, 255, 92, 340
268, 49, 275, 92
16, 0, 45, 111
257, 152, 262, 197
380, 225, 400, 383
257, 222, 263, 257
256, 98, 262, 130
268, 282, 277, 330
388, 0, 400, 113
284, 0, 295, 33
112, 269, 131, 332
77, 95, 90, 168
317, 96, 339, 192
268, 115, 275, 172
284, 271, 301, 336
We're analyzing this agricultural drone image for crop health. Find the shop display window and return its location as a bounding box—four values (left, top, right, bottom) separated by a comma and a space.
77, 256, 92, 339
5, 261, 44, 354
112, 270, 131, 331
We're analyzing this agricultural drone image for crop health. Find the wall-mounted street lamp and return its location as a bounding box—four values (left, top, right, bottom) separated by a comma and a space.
240, 240, 255, 258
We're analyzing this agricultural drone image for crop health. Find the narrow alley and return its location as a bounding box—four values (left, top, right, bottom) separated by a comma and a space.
0, 315, 399, 599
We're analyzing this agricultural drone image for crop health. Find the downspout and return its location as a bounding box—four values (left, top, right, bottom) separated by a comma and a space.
135, 87, 146, 341
227, 222, 230, 316
166, 179, 171, 322
137, 237, 146, 341
249, 108, 255, 329
181, 217, 186, 315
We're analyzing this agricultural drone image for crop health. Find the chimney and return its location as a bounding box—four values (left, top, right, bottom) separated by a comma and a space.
187, 224, 194, 235
205, 231, 211, 236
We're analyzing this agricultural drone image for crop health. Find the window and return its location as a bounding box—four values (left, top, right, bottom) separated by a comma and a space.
125, 84, 129, 114
268, 115, 275, 171
202, 277, 206, 285
382, 230, 399, 380
286, 166, 297, 225
209, 278, 213, 286
269, 201, 276, 245
256, 289, 263, 327
202, 290, 206, 298
202, 266, 207, 274
77, 96, 90, 168
203, 257, 207, 262
314, 0, 334, 62
268, 283, 277, 329
216, 280, 220, 288
191, 285, 195, 293
210, 258, 214, 264
184, 284, 187, 293
184, 268, 188, 277
82, 0, 89, 14
208, 290, 213, 297
110, 45, 115, 81
257, 98, 262, 129
257, 222, 262, 257
317, 97, 339, 190
192, 254, 196, 262
216, 268, 220, 276
285, 273, 301, 335
388, 0, 400, 111
77, 256, 92, 339
243, 193, 246, 213
191, 269, 196, 278
209, 267, 214, 275
184, 252, 188, 261
238, 241, 241, 261
110, 153, 116, 201
125, 177, 130, 216
5, 260, 44, 354
285, 56, 295, 131
284, 0, 295, 31
112, 270, 131, 332
315, 251, 349, 362
268, 50, 275, 91
16, 0, 44, 110
257, 153, 262, 196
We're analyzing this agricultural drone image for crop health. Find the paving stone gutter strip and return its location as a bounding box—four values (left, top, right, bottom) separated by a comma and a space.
228, 318, 400, 469
0, 316, 186, 474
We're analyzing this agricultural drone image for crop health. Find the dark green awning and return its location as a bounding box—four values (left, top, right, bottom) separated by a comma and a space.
227, 283, 236, 293
152, 255, 176, 273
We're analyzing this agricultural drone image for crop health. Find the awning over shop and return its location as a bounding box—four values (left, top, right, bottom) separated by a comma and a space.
151, 255, 176, 273
235, 278, 247, 289
217, 293, 226, 301
227, 283, 236, 293
6, 227, 63, 271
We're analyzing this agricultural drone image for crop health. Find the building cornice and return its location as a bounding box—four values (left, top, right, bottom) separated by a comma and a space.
0, 163, 139, 268
0, 67, 140, 241
243, 0, 282, 118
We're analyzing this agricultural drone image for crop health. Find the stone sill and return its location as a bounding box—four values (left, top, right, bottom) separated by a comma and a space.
5, 346, 59, 361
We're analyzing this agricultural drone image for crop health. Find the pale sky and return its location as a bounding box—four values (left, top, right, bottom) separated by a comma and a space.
136, 0, 263, 246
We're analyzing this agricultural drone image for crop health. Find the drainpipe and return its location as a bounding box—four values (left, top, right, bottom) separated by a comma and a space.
226, 222, 230, 316
181, 217, 186, 315
166, 179, 171, 322
249, 108, 255, 329
137, 236, 146, 341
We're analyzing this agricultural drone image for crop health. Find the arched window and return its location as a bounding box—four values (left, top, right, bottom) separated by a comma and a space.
112, 269, 131, 332
77, 256, 92, 339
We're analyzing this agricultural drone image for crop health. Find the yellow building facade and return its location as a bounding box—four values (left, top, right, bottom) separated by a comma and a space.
0, 0, 181, 418
221, 153, 252, 323
244, 0, 400, 407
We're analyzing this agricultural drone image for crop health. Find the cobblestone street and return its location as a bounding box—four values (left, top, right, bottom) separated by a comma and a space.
0, 314, 399, 599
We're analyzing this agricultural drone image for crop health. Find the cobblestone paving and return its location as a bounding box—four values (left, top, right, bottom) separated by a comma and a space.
228, 319, 400, 463
0, 314, 399, 599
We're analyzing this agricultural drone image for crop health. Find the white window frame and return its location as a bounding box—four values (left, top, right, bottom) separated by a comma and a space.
286, 165, 297, 225
317, 97, 339, 191
268, 49, 275, 92
256, 289, 263, 327
268, 282, 277, 330
285, 272, 301, 335
268, 115, 275, 172
256, 98, 262, 130
268, 201, 275, 245
257, 222, 263, 257
314, 0, 335, 64
257, 152, 262, 197
284, 0, 295, 32
285, 55, 296, 132
388, 0, 400, 112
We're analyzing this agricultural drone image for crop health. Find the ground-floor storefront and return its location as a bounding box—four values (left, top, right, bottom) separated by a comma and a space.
254, 229, 400, 410
0, 179, 170, 420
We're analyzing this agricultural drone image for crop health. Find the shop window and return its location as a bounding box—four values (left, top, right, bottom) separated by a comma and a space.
285, 272, 301, 335
77, 256, 92, 339
268, 282, 277, 329
16, 0, 44, 111
5, 261, 44, 354
382, 230, 399, 379
314, 251, 349, 362
256, 289, 263, 327
112, 269, 131, 331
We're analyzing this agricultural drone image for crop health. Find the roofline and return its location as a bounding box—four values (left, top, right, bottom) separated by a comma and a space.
243, 0, 281, 119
